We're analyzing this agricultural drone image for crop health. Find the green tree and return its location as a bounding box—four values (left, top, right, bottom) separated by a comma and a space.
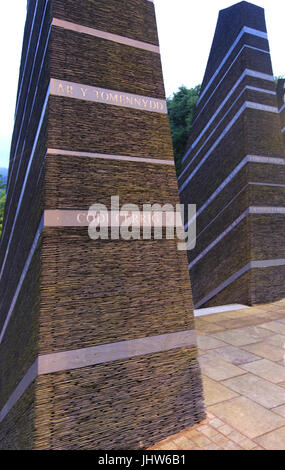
274, 75, 285, 85
167, 84, 201, 175
0, 175, 6, 235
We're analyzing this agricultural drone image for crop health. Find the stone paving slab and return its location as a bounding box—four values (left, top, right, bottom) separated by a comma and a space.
272, 405, 285, 418
240, 359, 285, 383
202, 375, 239, 406
259, 321, 285, 335
242, 342, 285, 362
194, 320, 225, 335
255, 427, 285, 450
199, 353, 246, 381
211, 327, 271, 347
197, 335, 227, 350
265, 334, 285, 349
212, 345, 260, 365
208, 397, 285, 439
222, 374, 285, 408
240, 326, 274, 338
217, 317, 265, 329
201, 309, 252, 323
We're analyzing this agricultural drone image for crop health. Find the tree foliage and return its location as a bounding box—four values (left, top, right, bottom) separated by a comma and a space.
167, 84, 201, 174
274, 75, 285, 85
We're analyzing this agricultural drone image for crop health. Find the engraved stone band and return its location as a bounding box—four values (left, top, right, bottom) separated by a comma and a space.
50, 78, 168, 114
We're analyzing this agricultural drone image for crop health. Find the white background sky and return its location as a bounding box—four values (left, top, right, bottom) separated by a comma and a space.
0, 0, 284, 168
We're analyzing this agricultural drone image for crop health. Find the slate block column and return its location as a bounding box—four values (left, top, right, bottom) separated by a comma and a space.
179, 1, 285, 308
0, 0, 205, 449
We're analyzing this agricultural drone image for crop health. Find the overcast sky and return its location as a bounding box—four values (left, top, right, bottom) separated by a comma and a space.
0, 0, 284, 168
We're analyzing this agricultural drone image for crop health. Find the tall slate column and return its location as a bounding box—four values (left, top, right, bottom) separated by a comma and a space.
179, 1, 285, 309
0, 0, 204, 449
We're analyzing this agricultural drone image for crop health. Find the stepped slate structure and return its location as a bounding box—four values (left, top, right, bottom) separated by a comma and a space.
179, 1, 285, 309
0, 0, 205, 450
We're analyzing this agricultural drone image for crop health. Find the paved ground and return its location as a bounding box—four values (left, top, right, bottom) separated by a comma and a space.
150, 299, 285, 450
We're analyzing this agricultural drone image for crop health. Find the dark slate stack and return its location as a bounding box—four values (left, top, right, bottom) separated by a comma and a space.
277, 79, 285, 146
0, 0, 205, 449
179, 1, 285, 308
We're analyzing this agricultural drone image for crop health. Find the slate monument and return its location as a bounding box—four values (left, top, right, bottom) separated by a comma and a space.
0, 0, 204, 450
179, 1, 285, 308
